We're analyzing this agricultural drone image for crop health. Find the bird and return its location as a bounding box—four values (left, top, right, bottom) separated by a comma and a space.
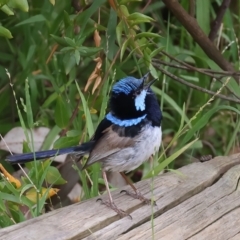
6, 72, 162, 217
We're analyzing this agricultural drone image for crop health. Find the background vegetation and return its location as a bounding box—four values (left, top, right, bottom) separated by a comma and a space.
0, 0, 239, 227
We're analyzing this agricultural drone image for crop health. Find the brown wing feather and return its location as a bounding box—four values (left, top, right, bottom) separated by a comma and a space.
83, 126, 135, 168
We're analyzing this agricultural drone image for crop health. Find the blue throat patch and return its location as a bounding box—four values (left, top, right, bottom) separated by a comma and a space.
106, 113, 146, 127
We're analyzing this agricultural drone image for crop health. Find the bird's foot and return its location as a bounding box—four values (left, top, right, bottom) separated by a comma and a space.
120, 190, 157, 206
96, 198, 132, 219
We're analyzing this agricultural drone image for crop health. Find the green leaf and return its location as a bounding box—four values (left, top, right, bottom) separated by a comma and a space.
9, 0, 29, 12
144, 138, 199, 179
63, 11, 72, 27
63, 52, 76, 75
74, 49, 80, 65
120, 38, 131, 61
76, 0, 106, 38
49, 0, 55, 5
106, 8, 117, 60
25, 79, 34, 128
135, 32, 161, 39
149, 63, 158, 79
180, 75, 199, 82
150, 46, 165, 58
15, 14, 46, 26
0, 212, 13, 228
51, 34, 69, 46
45, 166, 67, 185
20, 184, 35, 198
54, 96, 69, 128
181, 105, 240, 147
42, 79, 75, 108
64, 37, 76, 48
116, 20, 123, 46
196, 0, 210, 34
119, 5, 130, 17
227, 78, 240, 98
67, 130, 81, 137
76, 82, 94, 137
40, 126, 61, 151
0, 26, 12, 38
60, 47, 75, 52
127, 12, 154, 22
78, 46, 102, 57
152, 86, 190, 124
1, 5, 14, 15
53, 136, 80, 149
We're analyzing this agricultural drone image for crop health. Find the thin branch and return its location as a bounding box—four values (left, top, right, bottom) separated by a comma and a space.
208, 0, 232, 41
162, 0, 237, 76
160, 51, 220, 79
153, 63, 240, 104
152, 58, 240, 76
153, 51, 240, 100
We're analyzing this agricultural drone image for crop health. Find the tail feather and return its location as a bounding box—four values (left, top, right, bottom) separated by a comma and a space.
6, 141, 94, 164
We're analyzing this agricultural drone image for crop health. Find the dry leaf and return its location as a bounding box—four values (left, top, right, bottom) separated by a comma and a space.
92, 76, 102, 94
0, 163, 21, 188
108, 0, 117, 10
26, 187, 59, 203
84, 57, 102, 94
94, 29, 101, 47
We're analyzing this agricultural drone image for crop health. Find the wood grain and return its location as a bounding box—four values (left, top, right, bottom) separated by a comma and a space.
0, 154, 239, 240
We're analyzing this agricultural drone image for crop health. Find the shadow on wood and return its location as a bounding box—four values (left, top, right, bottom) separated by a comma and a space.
0, 154, 240, 240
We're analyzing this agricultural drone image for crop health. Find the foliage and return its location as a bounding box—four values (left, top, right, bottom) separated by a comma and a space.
0, 0, 239, 227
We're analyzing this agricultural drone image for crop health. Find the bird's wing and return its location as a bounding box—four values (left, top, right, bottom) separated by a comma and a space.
83, 123, 135, 169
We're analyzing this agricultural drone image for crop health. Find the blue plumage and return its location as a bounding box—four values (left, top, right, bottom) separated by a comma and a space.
5, 73, 162, 218
112, 77, 143, 94
106, 112, 147, 127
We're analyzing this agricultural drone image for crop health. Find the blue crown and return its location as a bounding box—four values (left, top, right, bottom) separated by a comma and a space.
112, 77, 143, 94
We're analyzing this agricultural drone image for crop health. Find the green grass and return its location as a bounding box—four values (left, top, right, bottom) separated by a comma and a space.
0, 0, 239, 230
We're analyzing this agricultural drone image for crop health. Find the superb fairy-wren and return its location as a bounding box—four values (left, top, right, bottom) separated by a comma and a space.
6, 73, 162, 217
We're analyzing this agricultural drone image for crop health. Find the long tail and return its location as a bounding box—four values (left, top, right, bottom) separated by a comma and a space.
5, 141, 94, 164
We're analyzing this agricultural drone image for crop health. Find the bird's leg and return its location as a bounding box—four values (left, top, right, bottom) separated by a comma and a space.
97, 170, 130, 218
120, 172, 156, 205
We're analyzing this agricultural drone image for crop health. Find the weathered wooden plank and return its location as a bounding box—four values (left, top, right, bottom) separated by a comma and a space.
0, 154, 239, 240
83, 154, 240, 240
116, 163, 240, 240
229, 233, 240, 240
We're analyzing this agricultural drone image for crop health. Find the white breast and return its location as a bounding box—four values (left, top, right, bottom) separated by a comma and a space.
102, 125, 162, 172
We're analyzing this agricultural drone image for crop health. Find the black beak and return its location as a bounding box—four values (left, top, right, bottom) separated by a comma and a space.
142, 72, 150, 82
140, 72, 157, 90
144, 78, 157, 90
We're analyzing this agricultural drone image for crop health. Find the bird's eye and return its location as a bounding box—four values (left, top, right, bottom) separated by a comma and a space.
135, 90, 141, 96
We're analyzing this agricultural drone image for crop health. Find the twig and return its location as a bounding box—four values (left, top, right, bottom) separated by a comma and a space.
162, 0, 237, 75
152, 58, 240, 76
208, 0, 232, 42
141, 0, 152, 12
160, 51, 220, 79
153, 63, 240, 104
154, 51, 240, 100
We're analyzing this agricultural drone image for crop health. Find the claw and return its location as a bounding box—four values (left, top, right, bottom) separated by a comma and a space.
121, 190, 157, 206
97, 198, 132, 219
